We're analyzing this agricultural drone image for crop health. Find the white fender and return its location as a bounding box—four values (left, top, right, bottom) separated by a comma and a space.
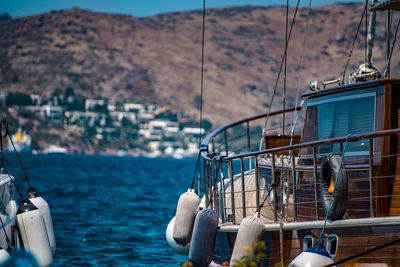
0, 248, 10, 264
230, 214, 266, 266
28, 188, 56, 254
165, 217, 190, 255
6, 200, 17, 217
199, 195, 206, 210
17, 199, 53, 267
173, 189, 200, 246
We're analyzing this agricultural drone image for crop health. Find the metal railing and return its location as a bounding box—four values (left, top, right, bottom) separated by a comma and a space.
200, 112, 400, 225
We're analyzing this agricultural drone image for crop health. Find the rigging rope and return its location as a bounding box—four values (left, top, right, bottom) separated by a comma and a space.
206, 157, 221, 207
282, 0, 289, 141
190, 152, 201, 189
0, 119, 24, 198
341, 2, 368, 83
293, 0, 312, 109
2, 119, 33, 189
261, 0, 301, 148
0, 119, 6, 168
383, 16, 400, 78
199, 0, 206, 146
190, 0, 207, 192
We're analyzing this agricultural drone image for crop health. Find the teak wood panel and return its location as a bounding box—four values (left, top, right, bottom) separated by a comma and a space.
389, 90, 400, 215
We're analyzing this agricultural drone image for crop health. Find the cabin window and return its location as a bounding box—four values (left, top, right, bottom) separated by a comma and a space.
303, 235, 314, 250
303, 93, 375, 155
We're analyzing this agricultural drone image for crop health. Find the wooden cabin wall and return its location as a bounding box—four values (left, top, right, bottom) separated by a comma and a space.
374, 84, 393, 216
389, 83, 400, 215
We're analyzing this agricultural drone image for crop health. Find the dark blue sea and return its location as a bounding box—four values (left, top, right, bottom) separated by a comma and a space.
6, 154, 195, 266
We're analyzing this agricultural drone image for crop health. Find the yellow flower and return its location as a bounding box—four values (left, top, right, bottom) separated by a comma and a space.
242, 245, 250, 252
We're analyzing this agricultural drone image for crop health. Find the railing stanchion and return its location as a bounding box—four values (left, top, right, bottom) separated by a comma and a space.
369, 138, 374, 217
312, 146, 319, 219
240, 157, 246, 218
214, 160, 219, 213
228, 160, 236, 224
291, 150, 297, 220
210, 161, 215, 210
224, 130, 229, 157
247, 121, 252, 170
220, 161, 227, 222
272, 153, 277, 223
255, 156, 260, 212
204, 159, 209, 206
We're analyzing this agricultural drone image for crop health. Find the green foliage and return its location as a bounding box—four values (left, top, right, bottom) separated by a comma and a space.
92, 104, 108, 113
65, 86, 75, 96
233, 241, 266, 267
201, 119, 213, 131
155, 112, 178, 121
0, 13, 12, 21
64, 95, 85, 111
5, 92, 32, 106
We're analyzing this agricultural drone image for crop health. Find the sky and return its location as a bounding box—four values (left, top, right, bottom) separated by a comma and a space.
0, 0, 365, 18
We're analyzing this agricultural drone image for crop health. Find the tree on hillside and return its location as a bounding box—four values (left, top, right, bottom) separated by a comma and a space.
5, 92, 32, 106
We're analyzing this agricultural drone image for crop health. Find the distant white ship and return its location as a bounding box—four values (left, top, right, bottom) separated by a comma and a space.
7, 128, 32, 153
45, 145, 67, 154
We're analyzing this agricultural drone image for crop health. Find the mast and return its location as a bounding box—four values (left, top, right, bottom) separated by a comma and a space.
367, 0, 378, 65
370, 0, 400, 77
386, 9, 391, 77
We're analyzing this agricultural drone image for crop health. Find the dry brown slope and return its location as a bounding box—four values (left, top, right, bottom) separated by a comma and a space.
0, 3, 398, 125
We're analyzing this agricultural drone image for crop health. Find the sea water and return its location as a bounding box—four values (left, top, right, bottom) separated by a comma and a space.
6, 154, 195, 266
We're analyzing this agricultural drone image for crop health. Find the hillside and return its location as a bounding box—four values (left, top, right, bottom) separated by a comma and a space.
0, 3, 399, 125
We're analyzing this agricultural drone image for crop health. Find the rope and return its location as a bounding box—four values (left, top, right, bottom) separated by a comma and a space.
0, 119, 23, 198
324, 238, 400, 267
341, 2, 367, 83
0, 118, 7, 167
0, 215, 13, 250
1, 119, 32, 189
282, 0, 289, 141
383, 16, 400, 78
2, 165, 24, 199
256, 183, 278, 214
293, 0, 312, 109
190, 152, 201, 189
207, 158, 221, 207
198, 0, 206, 147
261, 0, 301, 149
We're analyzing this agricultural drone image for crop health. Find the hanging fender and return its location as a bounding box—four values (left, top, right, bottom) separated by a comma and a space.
319, 153, 348, 220
16, 199, 53, 267
28, 188, 56, 255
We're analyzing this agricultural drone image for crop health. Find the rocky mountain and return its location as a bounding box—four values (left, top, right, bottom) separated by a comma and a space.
0, 3, 399, 125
